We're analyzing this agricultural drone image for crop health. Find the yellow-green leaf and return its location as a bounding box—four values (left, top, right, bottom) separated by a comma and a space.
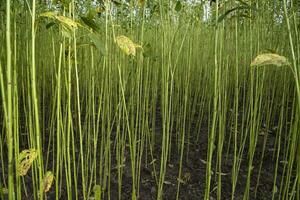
17, 149, 37, 176
43, 171, 54, 193
39, 12, 80, 30
251, 53, 290, 67
55, 15, 79, 29
39, 11, 57, 19
61, 25, 73, 38
93, 185, 101, 200
116, 35, 139, 56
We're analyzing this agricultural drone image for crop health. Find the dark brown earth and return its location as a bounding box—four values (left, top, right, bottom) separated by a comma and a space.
0, 112, 285, 200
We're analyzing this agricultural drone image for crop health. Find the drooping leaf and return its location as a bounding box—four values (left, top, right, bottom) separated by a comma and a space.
55, 15, 79, 29
61, 25, 73, 38
218, 6, 246, 22
46, 22, 56, 29
217, 5, 256, 23
40, 12, 80, 30
175, 1, 182, 12
17, 149, 37, 176
39, 11, 57, 19
89, 33, 106, 55
80, 16, 100, 32
43, 171, 54, 193
93, 185, 101, 200
250, 53, 290, 67
116, 35, 141, 56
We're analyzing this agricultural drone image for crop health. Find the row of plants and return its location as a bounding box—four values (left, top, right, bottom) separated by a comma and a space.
0, 0, 299, 199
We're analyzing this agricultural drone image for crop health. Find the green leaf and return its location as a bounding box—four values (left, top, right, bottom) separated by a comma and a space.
46, 22, 56, 29
250, 53, 290, 67
217, 5, 256, 23
80, 16, 100, 32
61, 25, 73, 38
89, 33, 106, 56
218, 6, 245, 23
175, 1, 182, 12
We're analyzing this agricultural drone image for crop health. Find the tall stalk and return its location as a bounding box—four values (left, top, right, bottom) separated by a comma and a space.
5, 0, 14, 199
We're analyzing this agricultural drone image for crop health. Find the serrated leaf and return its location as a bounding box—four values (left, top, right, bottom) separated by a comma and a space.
116, 35, 140, 56
17, 149, 37, 176
43, 171, 54, 193
250, 53, 290, 67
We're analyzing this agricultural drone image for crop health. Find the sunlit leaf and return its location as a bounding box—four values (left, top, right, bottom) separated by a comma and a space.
40, 12, 80, 30
250, 53, 290, 67
55, 15, 79, 29
61, 25, 73, 38
43, 171, 54, 193
116, 35, 141, 56
39, 11, 56, 19
17, 149, 37, 176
